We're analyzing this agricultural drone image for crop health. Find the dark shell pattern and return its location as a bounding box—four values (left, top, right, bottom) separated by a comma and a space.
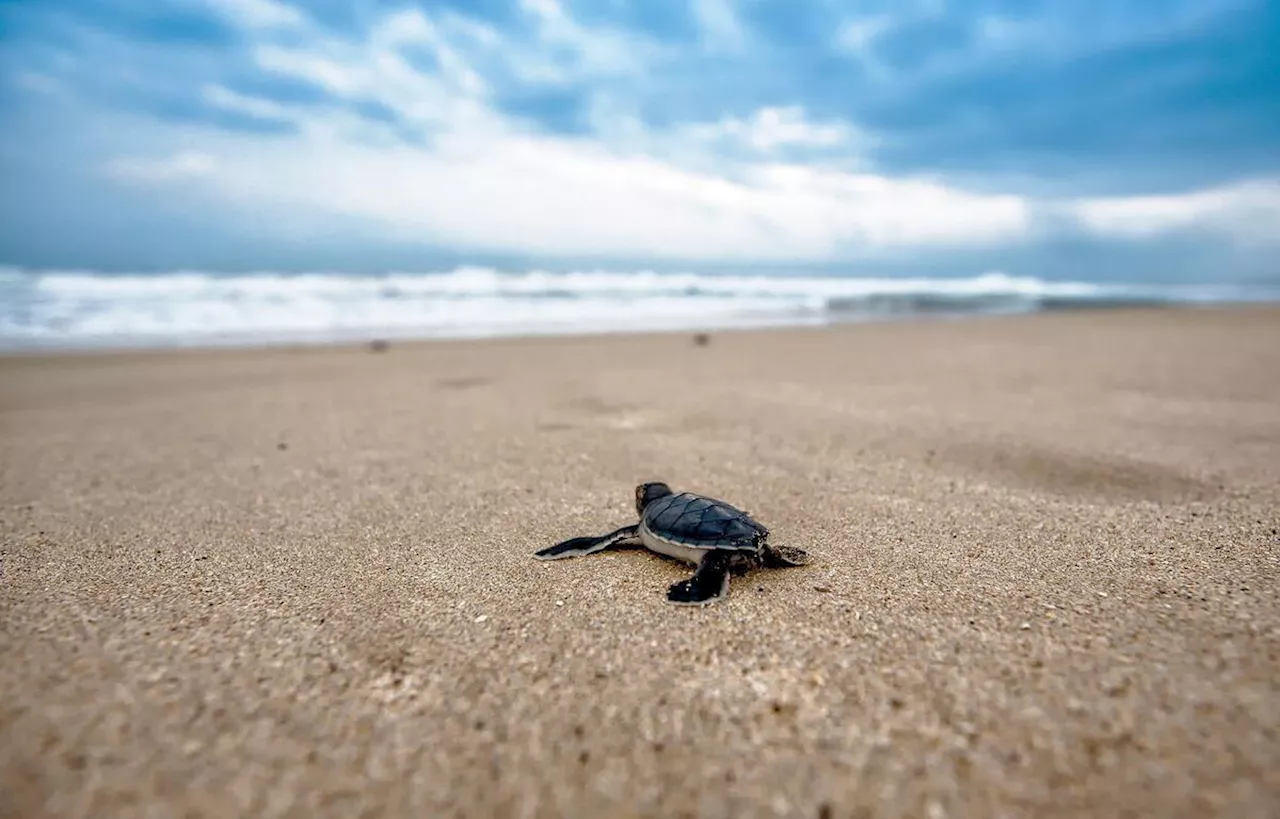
642, 492, 767, 551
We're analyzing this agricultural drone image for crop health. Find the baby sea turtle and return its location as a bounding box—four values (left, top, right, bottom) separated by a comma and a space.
535, 482, 810, 605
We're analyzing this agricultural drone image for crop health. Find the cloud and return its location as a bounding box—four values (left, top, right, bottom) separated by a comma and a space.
104, 151, 218, 183
202, 84, 293, 123
1, 0, 1276, 274
834, 15, 893, 55
694, 0, 748, 51
254, 47, 365, 97
151, 132, 1029, 260
1071, 181, 1280, 246
848, 0, 1280, 191
684, 107, 857, 152
208, 0, 304, 30
11, 71, 63, 96
509, 0, 652, 83
86, 0, 1033, 261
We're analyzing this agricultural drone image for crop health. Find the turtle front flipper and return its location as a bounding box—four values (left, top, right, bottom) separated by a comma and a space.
534, 525, 638, 560
761, 543, 810, 568
666, 551, 734, 606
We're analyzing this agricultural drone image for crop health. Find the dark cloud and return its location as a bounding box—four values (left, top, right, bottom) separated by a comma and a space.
847, 2, 1280, 194
482, 0, 1277, 200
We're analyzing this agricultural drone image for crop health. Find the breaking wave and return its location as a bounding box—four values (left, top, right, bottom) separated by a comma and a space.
0, 265, 1272, 350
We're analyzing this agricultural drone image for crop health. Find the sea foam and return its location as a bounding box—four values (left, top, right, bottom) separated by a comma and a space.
0, 266, 1268, 350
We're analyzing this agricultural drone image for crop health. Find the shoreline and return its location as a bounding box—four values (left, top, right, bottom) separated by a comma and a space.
1, 301, 1275, 360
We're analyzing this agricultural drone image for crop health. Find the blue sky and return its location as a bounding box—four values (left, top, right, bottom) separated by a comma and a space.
1, 0, 1277, 280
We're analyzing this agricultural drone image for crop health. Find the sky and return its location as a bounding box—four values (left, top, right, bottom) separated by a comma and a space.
1, 0, 1278, 281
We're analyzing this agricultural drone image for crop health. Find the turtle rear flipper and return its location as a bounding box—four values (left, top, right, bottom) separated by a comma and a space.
761, 543, 810, 568
535, 525, 638, 560
667, 551, 734, 605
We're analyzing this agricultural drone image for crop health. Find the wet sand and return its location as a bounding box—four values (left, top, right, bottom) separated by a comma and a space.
2, 308, 1278, 818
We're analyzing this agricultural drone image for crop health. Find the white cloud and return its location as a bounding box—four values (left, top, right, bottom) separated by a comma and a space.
253, 40, 493, 134
209, 0, 304, 29
835, 15, 892, 53
694, 0, 748, 51
1071, 181, 1280, 246
519, 0, 564, 23
370, 9, 489, 97
104, 151, 218, 183
100, 0, 1034, 261
254, 47, 365, 96
202, 84, 294, 122
685, 107, 858, 152
973, 3, 1253, 63
174, 129, 1029, 260
12, 71, 63, 96
513, 0, 648, 82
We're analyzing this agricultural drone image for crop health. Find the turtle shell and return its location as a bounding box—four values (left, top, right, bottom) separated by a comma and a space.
641, 492, 766, 551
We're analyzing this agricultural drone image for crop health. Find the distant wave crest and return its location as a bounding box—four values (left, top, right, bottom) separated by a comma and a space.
0, 265, 1270, 350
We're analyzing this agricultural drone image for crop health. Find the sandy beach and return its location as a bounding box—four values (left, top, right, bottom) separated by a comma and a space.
2, 307, 1278, 818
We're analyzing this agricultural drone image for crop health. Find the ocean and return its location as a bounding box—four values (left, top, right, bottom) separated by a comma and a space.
0, 266, 1274, 351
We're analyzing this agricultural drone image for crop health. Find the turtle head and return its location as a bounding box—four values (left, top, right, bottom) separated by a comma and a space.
635, 482, 673, 515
